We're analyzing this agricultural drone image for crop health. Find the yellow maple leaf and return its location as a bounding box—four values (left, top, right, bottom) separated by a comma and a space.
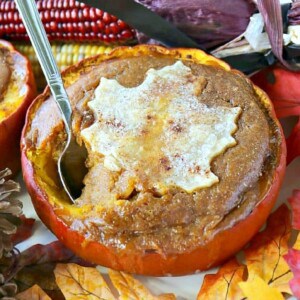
239, 276, 284, 300
108, 269, 176, 300
54, 263, 176, 300
54, 263, 114, 300
16, 284, 51, 300
197, 204, 295, 299
244, 204, 293, 294
197, 258, 245, 300
293, 231, 300, 250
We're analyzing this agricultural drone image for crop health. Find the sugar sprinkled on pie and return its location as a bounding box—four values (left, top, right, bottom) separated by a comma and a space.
81, 61, 241, 193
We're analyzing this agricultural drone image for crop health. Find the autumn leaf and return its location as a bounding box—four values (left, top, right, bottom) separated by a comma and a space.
250, 65, 300, 164
243, 204, 293, 294
11, 215, 35, 245
250, 65, 300, 119
288, 189, 300, 230
197, 258, 245, 300
109, 269, 176, 300
288, 277, 300, 299
1, 240, 93, 299
284, 247, 300, 298
16, 241, 74, 270
197, 204, 294, 299
16, 284, 51, 300
15, 263, 64, 300
13, 240, 92, 270
54, 263, 176, 300
4, 240, 76, 284
239, 276, 284, 300
286, 118, 300, 165
54, 263, 115, 300
285, 189, 300, 298
284, 231, 300, 299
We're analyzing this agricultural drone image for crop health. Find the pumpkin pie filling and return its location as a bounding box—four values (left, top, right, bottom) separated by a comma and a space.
0, 47, 11, 101
0, 45, 30, 121
26, 54, 281, 255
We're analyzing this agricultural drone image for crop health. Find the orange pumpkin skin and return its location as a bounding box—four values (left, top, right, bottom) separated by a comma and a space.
0, 40, 36, 175
21, 45, 286, 276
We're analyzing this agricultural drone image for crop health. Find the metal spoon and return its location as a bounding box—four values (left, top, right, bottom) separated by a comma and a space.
15, 0, 88, 202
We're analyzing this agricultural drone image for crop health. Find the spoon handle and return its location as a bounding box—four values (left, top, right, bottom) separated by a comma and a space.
15, 0, 72, 129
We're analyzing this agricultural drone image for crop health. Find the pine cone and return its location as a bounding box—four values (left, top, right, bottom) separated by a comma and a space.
0, 169, 21, 299
0, 276, 17, 300
0, 169, 21, 258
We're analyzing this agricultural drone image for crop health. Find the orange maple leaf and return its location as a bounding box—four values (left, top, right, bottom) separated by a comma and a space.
198, 204, 294, 300
197, 258, 245, 300
16, 284, 51, 300
242, 204, 293, 294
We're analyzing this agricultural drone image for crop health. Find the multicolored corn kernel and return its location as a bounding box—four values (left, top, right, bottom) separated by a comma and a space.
0, 0, 135, 44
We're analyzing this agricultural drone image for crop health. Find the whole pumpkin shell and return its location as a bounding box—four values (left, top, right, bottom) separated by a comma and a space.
21, 45, 286, 276
0, 39, 36, 176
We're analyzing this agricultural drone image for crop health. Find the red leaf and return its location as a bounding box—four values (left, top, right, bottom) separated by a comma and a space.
284, 248, 300, 277
251, 66, 300, 164
286, 119, 300, 165
288, 190, 300, 230
6, 241, 75, 282
11, 215, 35, 245
12, 241, 92, 273
17, 241, 74, 268
284, 248, 300, 298
289, 277, 300, 298
251, 66, 300, 118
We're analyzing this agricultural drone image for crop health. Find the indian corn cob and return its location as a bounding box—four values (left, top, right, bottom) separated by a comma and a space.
135, 0, 256, 49
15, 42, 114, 89
0, 0, 135, 44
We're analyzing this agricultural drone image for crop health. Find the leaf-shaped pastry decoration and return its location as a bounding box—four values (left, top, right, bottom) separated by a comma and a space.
81, 61, 241, 194
197, 258, 245, 299
54, 263, 114, 300
16, 284, 51, 300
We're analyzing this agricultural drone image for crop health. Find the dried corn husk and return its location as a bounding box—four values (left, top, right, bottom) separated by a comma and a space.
135, 0, 256, 49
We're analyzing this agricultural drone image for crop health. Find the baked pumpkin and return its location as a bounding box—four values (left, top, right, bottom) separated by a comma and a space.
0, 39, 36, 175
21, 45, 286, 276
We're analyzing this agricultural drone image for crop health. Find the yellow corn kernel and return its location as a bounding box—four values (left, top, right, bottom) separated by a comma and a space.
14, 42, 114, 90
